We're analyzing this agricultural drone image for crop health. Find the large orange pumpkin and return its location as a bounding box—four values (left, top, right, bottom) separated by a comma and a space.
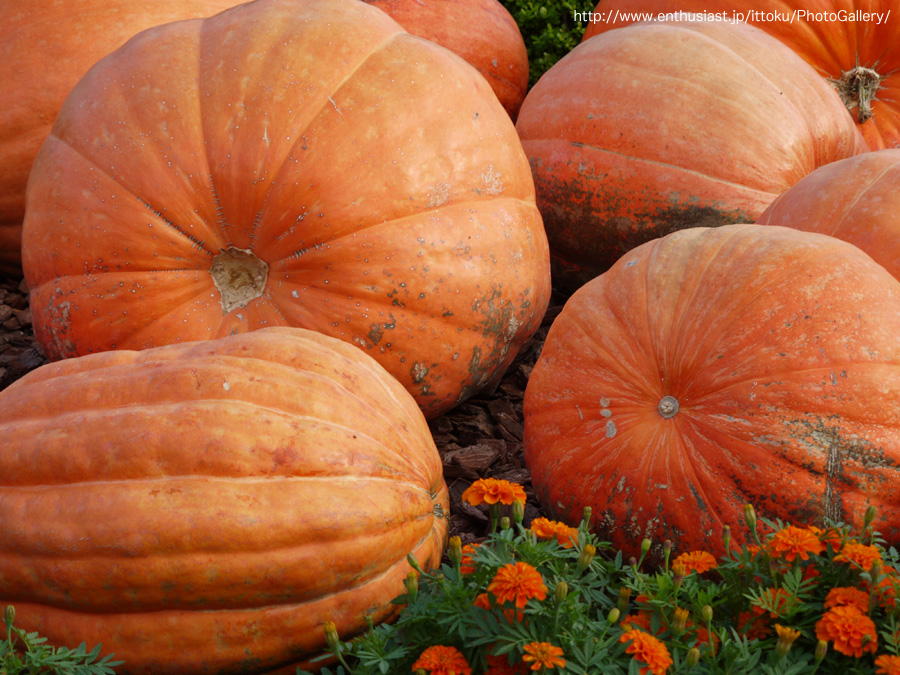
515, 20, 867, 291
0, 0, 245, 277
583, 0, 900, 151
363, 0, 529, 119
524, 224, 900, 558
757, 149, 900, 280
0, 326, 448, 674
22, 0, 550, 419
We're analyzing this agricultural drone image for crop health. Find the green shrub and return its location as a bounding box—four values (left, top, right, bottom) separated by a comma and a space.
498, 0, 597, 88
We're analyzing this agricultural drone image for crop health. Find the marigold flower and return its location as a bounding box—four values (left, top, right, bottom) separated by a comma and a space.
774, 624, 801, 657
769, 525, 826, 562
737, 610, 771, 640
461, 478, 526, 506
672, 607, 689, 635
459, 542, 481, 575
809, 525, 844, 550
529, 517, 579, 548
487, 562, 548, 609
694, 626, 719, 650
485, 652, 528, 675
521, 642, 566, 671
824, 587, 870, 614
672, 550, 717, 575
620, 612, 654, 633
815, 604, 878, 658
411, 645, 472, 675
876, 654, 900, 675
619, 629, 674, 675
473, 593, 492, 611
874, 571, 900, 610
834, 541, 883, 571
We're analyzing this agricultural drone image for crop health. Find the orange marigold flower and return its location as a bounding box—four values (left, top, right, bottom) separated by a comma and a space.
473, 593, 492, 611
874, 571, 900, 610
461, 478, 526, 506
769, 525, 826, 562
824, 587, 870, 614
815, 605, 878, 658
529, 517, 579, 548
810, 525, 845, 550
620, 629, 674, 675
876, 654, 900, 675
672, 550, 717, 575
460, 543, 481, 575
620, 612, 654, 633
521, 642, 566, 671
411, 645, 472, 675
834, 541, 883, 571
737, 610, 771, 641
693, 626, 719, 650
487, 562, 548, 609
485, 652, 528, 675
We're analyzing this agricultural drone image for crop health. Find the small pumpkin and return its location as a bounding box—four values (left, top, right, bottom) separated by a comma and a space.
583, 0, 900, 150
0, 326, 448, 674
757, 149, 900, 280
0, 0, 245, 277
516, 19, 867, 291
22, 0, 550, 419
363, 0, 529, 119
524, 224, 900, 558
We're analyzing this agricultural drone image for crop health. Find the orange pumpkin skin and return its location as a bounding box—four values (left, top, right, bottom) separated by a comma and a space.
524, 224, 900, 558
363, 0, 529, 119
757, 150, 900, 280
0, 327, 448, 674
515, 21, 867, 291
584, 0, 900, 151
0, 0, 245, 277
22, 0, 550, 419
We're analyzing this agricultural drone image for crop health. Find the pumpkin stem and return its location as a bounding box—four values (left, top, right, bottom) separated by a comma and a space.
209, 247, 269, 314
658, 395, 679, 418
831, 65, 883, 124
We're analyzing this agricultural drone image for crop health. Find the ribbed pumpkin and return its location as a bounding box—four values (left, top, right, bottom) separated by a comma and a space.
516, 20, 867, 291
0, 0, 245, 277
363, 0, 529, 119
524, 224, 900, 558
0, 326, 449, 674
758, 149, 900, 280
583, 0, 900, 150
22, 0, 550, 419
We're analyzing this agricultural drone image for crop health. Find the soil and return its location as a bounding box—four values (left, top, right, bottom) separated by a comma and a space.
0, 272, 564, 548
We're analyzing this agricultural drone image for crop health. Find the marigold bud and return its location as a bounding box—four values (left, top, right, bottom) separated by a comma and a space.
628, 556, 638, 569
576, 544, 596, 573
672, 562, 686, 591
447, 536, 462, 566
722, 525, 731, 553
404, 571, 419, 601
641, 538, 652, 554
512, 499, 525, 525
744, 503, 757, 533
701, 604, 713, 624
672, 606, 689, 635
870, 559, 883, 582
555, 581, 568, 603
607, 607, 621, 625
500, 516, 511, 530
685, 647, 700, 668
323, 621, 340, 652
581, 505, 592, 526
618, 587, 632, 614
815, 639, 828, 663
864, 504, 878, 532
4, 605, 13, 626
407, 552, 423, 573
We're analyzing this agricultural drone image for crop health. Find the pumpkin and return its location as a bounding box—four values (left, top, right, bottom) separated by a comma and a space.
523, 224, 900, 558
757, 149, 900, 280
583, 0, 900, 151
21, 0, 551, 419
515, 20, 867, 292
363, 0, 529, 119
0, 0, 245, 277
0, 326, 449, 674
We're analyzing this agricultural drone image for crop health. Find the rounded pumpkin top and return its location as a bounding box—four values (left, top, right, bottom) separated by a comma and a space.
524, 224, 900, 557
22, 0, 550, 418
582, 0, 900, 150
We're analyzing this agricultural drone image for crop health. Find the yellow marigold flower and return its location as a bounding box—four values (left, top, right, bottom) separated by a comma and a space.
769, 525, 826, 562
876, 654, 900, 675
411, 645, 472, 675
775, 624, 801, 657
459, 542, 480, 575
672, 550, 717, 575
521, 642, 566, 671
824, 587, 870, 614
487, 562, 548, 609
461, 478, 526, 506
619, 629, 674, 675
815, 605, 878, 658
834, 541, 883, 571
672, 607, 690, 634
529, 517, 579, 548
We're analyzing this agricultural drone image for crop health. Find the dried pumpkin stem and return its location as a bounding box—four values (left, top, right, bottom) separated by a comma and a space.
831, 66, 883, 124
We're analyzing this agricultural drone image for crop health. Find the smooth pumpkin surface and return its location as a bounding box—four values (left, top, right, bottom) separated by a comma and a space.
0, 0, 244, 277
758, 149, 900, 280
364, 0, 529, 119
0, 326, 449, 674
584, 0, 900, 151
524, 224, 900, 558
516, 20, 867, 292
22, 0, 550, 419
